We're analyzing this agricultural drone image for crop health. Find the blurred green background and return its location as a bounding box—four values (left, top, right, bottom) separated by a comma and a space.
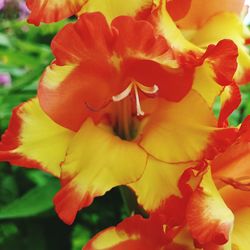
0, 3, 250, 250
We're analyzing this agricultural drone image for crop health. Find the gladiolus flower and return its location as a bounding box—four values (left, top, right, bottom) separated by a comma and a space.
26, 0, 154, 25
83, 116, 250, 249
0, 11, 238, 225
25, 0, 248, 124
175, 0, 250, 85
83, 211, 192, 250
182, 116, 250, 249
25, 0, 193, 25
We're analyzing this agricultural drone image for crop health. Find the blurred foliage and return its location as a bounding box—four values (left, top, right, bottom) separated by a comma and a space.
0, 6, 250, 250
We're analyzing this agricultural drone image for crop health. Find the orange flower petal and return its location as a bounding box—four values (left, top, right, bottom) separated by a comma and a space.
193, 39, 238, 107
26, 0, 87, 25
177, 0, 245, 29
212, 118, 250, 179
200, 39, 238, 86
83, 214, 190, 250
232, 208, 250, 249
166, 0, 192, 21
53, 119, 147, 224
218, 83, 241, 127
153, 0, 201, 56
186, 170, 234, 246
212, 117, 250, 211
220, 186, 250, 213
111, 14, 193, 103
39, 13, 195, 130
0, 98, 74, 177
38, 13, 119, 131
190, 13, 250, 85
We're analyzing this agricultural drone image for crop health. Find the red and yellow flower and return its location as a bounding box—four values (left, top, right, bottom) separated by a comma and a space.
83, 116, 250, 249
25, 0, 249, 124
175, 0, 250, 85
0, 7, 239, 226
26, 0, 153, 25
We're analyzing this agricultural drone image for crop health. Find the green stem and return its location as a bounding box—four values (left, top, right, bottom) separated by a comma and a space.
119, 186, 148, 218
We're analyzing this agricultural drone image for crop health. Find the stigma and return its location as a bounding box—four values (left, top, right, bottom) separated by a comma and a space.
112, 81, 159, 116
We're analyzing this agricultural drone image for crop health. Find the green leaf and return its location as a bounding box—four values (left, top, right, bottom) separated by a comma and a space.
0, 179, 60, 219
72, 225, 91, 250
0, 223, 18, 245
0, 33, 10, 47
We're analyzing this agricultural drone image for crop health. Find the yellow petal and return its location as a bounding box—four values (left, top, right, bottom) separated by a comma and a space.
84, 226, 143, 250
79, 0, 152, 23
232, 208, 250, 250
54, 119, 147, 224
190, 13, 250, 84
186, 169, 234, 246
176, 0, 245, 29
140, 90, 217, 163
0, 98, 74, 177
129, 157, 192, 211
192, 61, 223, 107
153, 0, 202, 54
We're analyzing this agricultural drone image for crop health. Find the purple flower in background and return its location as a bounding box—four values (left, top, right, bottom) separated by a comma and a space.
0, 73, 11, 87
19, 0, 29, 19
0, 0, 29, 19
0, 0, 5, 10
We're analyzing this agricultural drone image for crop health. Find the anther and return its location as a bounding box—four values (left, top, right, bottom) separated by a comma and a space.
112, 81, 159, 116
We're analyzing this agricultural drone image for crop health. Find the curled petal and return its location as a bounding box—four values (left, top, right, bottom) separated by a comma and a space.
212, 117, 250, 180
193, 39, 238, 107
218, 83, 241, 127
190, 13, 250, 85
200, 39, 238, 86
54, 119, 147, 224
186, 170, 234, 246
0, 98, 73, 177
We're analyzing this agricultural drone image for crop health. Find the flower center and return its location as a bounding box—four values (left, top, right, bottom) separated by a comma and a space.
111, 81, 159, 140
112, 81, 159, 116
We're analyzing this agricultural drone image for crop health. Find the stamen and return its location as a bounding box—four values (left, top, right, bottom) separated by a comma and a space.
112, 81, 159, 116
134, 84, 144, 116
112, 84, 133, 102
136, 82, 159, 94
